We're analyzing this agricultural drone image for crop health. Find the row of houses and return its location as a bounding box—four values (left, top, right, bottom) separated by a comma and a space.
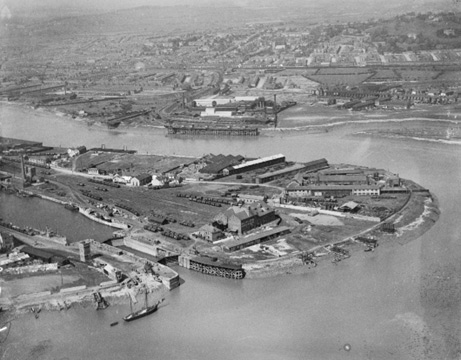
286, 185, 382, 198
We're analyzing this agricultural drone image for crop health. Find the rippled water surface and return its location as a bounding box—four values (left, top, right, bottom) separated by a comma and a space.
1, 103, 461, 359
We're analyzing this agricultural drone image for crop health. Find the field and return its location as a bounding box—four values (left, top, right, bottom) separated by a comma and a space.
305, 72, 373, 86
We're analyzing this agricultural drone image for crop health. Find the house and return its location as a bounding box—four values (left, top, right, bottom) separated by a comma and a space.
113, 175, 132, 185
197, 224, 224, 243
88, 168, 100, 175
286, 184, 381, 198
129, 173, 152, 187
67, 146, 87, 158
151, 175, 164, 187
238, 194, 266, 203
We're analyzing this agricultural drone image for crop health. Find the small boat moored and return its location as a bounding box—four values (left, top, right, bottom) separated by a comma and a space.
64, 203, 79, 211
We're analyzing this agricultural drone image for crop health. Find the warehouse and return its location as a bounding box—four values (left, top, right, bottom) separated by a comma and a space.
226, 154, 285, 175
316, 174, 369, 185
256, 158, 329, 184
222, 226, 291, 252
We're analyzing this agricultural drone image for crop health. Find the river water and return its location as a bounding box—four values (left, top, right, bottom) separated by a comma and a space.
1, 103, 461, 359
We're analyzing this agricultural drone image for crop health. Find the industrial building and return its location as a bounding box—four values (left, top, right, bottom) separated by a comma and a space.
222, 226, 291, 252
315, 174, 369, 185
129, 173, 152, 187
255, 158, 329, 184
199, 154, 244, 175
225, 154, 285, 176
214, 201, 277, 235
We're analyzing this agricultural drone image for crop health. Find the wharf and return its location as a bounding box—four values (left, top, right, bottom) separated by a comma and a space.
166, 124, 259, 136
178, 255, 244, 279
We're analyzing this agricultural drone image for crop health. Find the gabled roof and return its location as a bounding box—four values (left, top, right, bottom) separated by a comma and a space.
134, 173, 152, 181
199, 224, 222, 233
340, 201, 360, 210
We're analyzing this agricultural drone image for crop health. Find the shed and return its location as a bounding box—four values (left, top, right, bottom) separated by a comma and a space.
339, 201, 360, 212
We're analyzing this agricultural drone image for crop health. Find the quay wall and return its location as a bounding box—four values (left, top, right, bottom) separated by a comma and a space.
87, 239, 180, 290
124, 238, 159, 257
79, 208, 130, 229
32, 193, 68, 206
60, 285, 87, 293
3, 263, 58, 275
0, 225, 69, 246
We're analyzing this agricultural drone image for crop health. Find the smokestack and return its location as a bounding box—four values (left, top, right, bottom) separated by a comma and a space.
273, 94, 277, 128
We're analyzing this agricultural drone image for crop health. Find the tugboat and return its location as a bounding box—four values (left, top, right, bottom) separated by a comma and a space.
123, 289, 161, 322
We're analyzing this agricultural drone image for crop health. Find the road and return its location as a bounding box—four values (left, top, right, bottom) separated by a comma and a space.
191, 180, 285, 192
51, 166, 112, 179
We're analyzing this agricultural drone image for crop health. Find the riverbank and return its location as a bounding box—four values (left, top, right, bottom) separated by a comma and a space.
5, 99, 461, 139
245, 191, 440, 279
1, 156, 440, 282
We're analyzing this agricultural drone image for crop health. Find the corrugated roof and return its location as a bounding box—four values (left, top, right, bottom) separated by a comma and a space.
256, 163, 312, 180
223, 226, 290, 248
318, 175, 368, 182
135, 173, 152, 181
231, 154, 285, 170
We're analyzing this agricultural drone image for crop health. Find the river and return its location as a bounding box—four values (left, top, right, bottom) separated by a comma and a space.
1, 102, 461, 359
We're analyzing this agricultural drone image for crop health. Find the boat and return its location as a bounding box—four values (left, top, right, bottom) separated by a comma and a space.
0, 322, 11, 344
64, 203, 79, 211
123, 290, 161, 322
110, 321, 119, 327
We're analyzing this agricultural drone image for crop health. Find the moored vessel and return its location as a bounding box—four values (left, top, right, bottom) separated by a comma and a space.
123, 290, 161, 322
64, 203, 79, 211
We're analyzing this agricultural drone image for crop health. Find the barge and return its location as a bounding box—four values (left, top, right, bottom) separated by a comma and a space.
179, 255, 244, 279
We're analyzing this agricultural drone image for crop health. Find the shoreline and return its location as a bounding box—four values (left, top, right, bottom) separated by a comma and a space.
0, 164, 439, 282
245, 191, 439, 279
4, 100, 461, 144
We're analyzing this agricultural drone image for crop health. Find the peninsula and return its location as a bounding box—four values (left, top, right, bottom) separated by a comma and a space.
0, 137, 439, 314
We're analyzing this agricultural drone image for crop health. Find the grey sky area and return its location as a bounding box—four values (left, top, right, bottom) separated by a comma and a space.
4, 0, 457, 14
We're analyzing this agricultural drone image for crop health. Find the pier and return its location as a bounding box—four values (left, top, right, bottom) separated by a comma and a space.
179, 255, 244, 279
166, 124, 259, 136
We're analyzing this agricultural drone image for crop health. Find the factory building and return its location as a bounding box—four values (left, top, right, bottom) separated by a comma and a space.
225, 154, 285, 176
222, 226, 291, 252
214, 201, 277, 235
255, 158, 328, 184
